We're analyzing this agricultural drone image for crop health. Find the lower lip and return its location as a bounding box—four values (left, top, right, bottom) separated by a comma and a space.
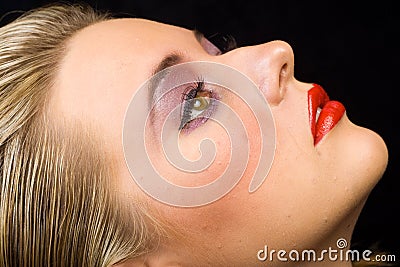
308, 84, 346, 145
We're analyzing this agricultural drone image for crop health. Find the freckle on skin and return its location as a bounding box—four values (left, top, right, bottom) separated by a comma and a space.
201, 223, 208, 230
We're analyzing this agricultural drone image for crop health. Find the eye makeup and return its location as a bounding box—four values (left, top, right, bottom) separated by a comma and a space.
179, 79, 220, 132
149, 73, 221, 135
206, 32, 237, 54
194, 29, 238, 56
147, 29, 238, 134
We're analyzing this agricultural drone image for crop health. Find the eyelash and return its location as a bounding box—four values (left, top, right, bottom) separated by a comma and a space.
176, 33, 236, 131
179, 79, 217, 131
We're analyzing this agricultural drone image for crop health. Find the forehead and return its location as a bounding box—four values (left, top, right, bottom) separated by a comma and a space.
66, 18, 193, 65
51, 18, 199, 138
71, 17, 192, 41
59, 18, 201, 85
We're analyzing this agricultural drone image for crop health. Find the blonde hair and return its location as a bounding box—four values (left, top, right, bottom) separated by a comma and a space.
0, 3, 159, 266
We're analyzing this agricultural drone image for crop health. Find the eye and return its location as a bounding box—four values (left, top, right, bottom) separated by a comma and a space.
198, 31, 238, 56
192, 95, 210, 111
206, 33, 237, 54
179, 81, 217, 131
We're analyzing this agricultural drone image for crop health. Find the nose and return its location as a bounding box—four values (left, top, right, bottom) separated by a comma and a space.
224, 40, 294, 106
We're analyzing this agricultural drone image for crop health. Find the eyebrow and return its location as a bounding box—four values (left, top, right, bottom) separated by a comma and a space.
151, 30, 202, 76
151, 52, 183, 77
149, 52, 184, 106
148, 30, 205, 107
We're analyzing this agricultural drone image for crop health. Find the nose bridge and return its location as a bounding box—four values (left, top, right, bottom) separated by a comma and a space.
223, 40, 294, 106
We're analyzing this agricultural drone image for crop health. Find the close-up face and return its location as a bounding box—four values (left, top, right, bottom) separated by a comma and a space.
49, 18, 388, 266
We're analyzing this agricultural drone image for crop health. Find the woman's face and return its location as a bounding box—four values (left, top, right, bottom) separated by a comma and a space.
50, 19, 388, 265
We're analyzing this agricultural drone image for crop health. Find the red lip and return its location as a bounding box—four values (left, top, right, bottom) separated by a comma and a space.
308, 83, 345, 145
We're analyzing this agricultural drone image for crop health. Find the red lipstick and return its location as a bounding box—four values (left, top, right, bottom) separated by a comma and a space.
308, 84, 345, 145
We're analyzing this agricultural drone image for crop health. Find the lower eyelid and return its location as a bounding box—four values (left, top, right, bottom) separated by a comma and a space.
200, 37, 222, 56
205, 33, 238, 54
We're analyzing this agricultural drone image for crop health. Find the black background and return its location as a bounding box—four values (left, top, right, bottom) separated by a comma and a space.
1, 0, 398, 258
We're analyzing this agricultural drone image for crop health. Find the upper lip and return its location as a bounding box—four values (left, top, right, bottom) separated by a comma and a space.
308, 83, 345, 145
308, 83, 330, 137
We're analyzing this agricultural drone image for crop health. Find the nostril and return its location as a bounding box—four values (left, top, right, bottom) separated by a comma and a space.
279, 63, 288, 97
279, 63, 288, 86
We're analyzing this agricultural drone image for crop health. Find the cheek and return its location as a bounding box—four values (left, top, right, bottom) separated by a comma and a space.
146, 98, 269, 243
144, 120, 233, 190
145, 90, 262, 188
164, 121, 233, 187
142, 97, 264, 216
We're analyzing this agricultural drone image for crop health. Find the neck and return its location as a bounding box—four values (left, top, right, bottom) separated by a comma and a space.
293, 208, 362, 267
271, 204, 364, 267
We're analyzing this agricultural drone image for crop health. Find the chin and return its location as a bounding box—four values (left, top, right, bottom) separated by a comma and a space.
346, 118, 388, 186
310, 116, 388, 251
319, 114, 388, 199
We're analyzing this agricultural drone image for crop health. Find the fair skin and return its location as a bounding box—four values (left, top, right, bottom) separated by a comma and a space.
50, 18, 388, 266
